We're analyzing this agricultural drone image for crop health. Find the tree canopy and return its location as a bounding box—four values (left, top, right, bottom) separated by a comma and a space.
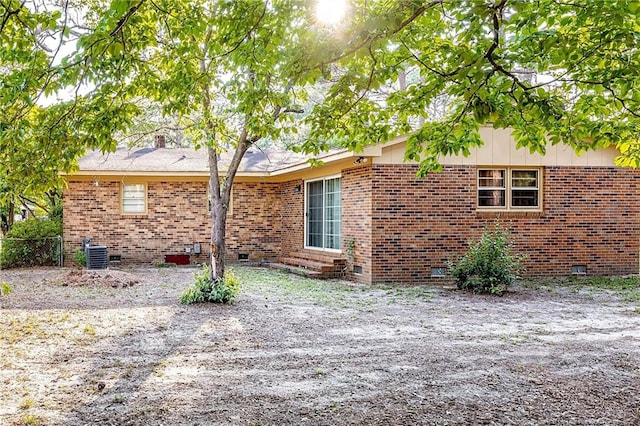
0, 0, 134, 225
3, 1, 640, 180
303, 0, 640, 174
1, 0, 639, 275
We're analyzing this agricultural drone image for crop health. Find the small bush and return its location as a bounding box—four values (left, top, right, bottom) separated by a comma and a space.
1, 281, 12, 296
180, 265, 240, 304
448, 223, 525, 295
73, 249, 87, 267
49, 203, 63, 222
0, 218, 62, 268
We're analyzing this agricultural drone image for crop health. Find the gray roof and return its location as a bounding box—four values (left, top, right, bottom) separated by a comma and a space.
78, 147, 321, 174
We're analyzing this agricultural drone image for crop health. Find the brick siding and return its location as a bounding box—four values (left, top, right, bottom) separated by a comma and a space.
368, 164, 640, 284
278, 179, 304, 255
63, 179, 281, 265
226, 181, 281, 262
342, 165, 373, 283
65, 163, 640, 284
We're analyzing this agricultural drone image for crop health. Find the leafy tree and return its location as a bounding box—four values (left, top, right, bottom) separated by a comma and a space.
0, 1, 64, 230
0, 1, 138, 232
2, 0, 639, 284
305, 0, 640, 175
0, 186, 61, 235
69, 0, 427, 281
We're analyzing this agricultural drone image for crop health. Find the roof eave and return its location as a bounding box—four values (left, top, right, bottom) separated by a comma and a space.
65, 136, 410, 178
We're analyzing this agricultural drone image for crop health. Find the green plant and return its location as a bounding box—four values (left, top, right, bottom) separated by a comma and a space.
1, 281, 12, 296
73, 249, 87, 267
19, 398, 35, 410
48, 202, 63, 222
180, 265, 240, 304
0, 218, 62, 268
448, 223, 525, 296
20, 413, 42, 425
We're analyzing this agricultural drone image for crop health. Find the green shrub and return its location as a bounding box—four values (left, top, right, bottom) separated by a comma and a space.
1, 281, 12, 296
73, 249, 87, 267
180, 266, 240, 304
448, 223, 525, 296
0, 218, 62, 268
49, 203, 63, 222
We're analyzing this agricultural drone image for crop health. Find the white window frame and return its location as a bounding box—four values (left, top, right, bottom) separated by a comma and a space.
121, 183, 147, 214
477, 168, 542, 211
304, 174, 342, 253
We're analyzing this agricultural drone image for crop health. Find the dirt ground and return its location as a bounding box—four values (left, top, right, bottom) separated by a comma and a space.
0, 266, 639, 425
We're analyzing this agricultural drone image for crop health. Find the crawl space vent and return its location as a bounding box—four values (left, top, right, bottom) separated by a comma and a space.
431, 267, 447, 278
571, 265, 587, 275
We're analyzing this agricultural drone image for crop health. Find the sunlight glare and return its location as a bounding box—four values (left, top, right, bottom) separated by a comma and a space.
315, 0, 348, 25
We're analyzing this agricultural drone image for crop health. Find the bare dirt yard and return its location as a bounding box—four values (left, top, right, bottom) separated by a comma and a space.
1, 266, 639, 425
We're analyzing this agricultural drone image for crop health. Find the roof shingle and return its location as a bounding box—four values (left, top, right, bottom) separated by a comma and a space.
78, 147, 315, 173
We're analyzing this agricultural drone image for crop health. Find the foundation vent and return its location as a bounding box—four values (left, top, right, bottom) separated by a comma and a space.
571, 265, 587, 275
431, 267, 447, 278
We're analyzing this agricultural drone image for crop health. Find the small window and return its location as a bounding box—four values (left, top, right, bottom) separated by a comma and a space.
122, 183, 146, 214
511, 170, 539, 207
478, 168, 540, 211
478, 169, 506, 207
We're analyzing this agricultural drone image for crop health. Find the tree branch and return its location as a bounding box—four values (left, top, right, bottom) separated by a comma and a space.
0, 0, 25, 35
212, 1, 267, 61
400, 38, 466, 79
304, 1, 443, 73
483, 0, 532, 93
603, 85, 640, 118
110, 0, 146, 38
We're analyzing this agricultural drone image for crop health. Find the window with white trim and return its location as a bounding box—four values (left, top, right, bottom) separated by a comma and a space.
478, 168, 540, 210
122, 183, 146, 214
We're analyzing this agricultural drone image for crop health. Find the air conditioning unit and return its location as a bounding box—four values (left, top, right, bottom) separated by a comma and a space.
86, 245, 108, 269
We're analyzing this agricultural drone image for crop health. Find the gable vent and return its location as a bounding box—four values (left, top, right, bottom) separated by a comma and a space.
86, 246, 108, 269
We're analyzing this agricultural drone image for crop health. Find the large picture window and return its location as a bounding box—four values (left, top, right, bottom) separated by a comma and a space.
306, 176, 341, 251
122, 183, 147, 214
478, 168, 540, 210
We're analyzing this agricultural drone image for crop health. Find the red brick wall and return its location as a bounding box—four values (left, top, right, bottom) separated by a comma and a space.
65, 164, 640, 282
63, 179, 281, 265
342, 165, 373, 283
278, 179, 304, 255
226, 181, 281, 262
369, 164, 640, 284
530, 166, 640, 276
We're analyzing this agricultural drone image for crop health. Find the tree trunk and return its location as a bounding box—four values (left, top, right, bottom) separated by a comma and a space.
1, 201, 15, 236
208, 146, 228, 282
210, 198, 227, 282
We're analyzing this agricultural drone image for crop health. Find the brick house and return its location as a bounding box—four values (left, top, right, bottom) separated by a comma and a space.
63, 127, 640, 284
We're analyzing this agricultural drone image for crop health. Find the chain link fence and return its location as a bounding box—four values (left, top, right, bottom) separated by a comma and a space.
0, 235, 63, 269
